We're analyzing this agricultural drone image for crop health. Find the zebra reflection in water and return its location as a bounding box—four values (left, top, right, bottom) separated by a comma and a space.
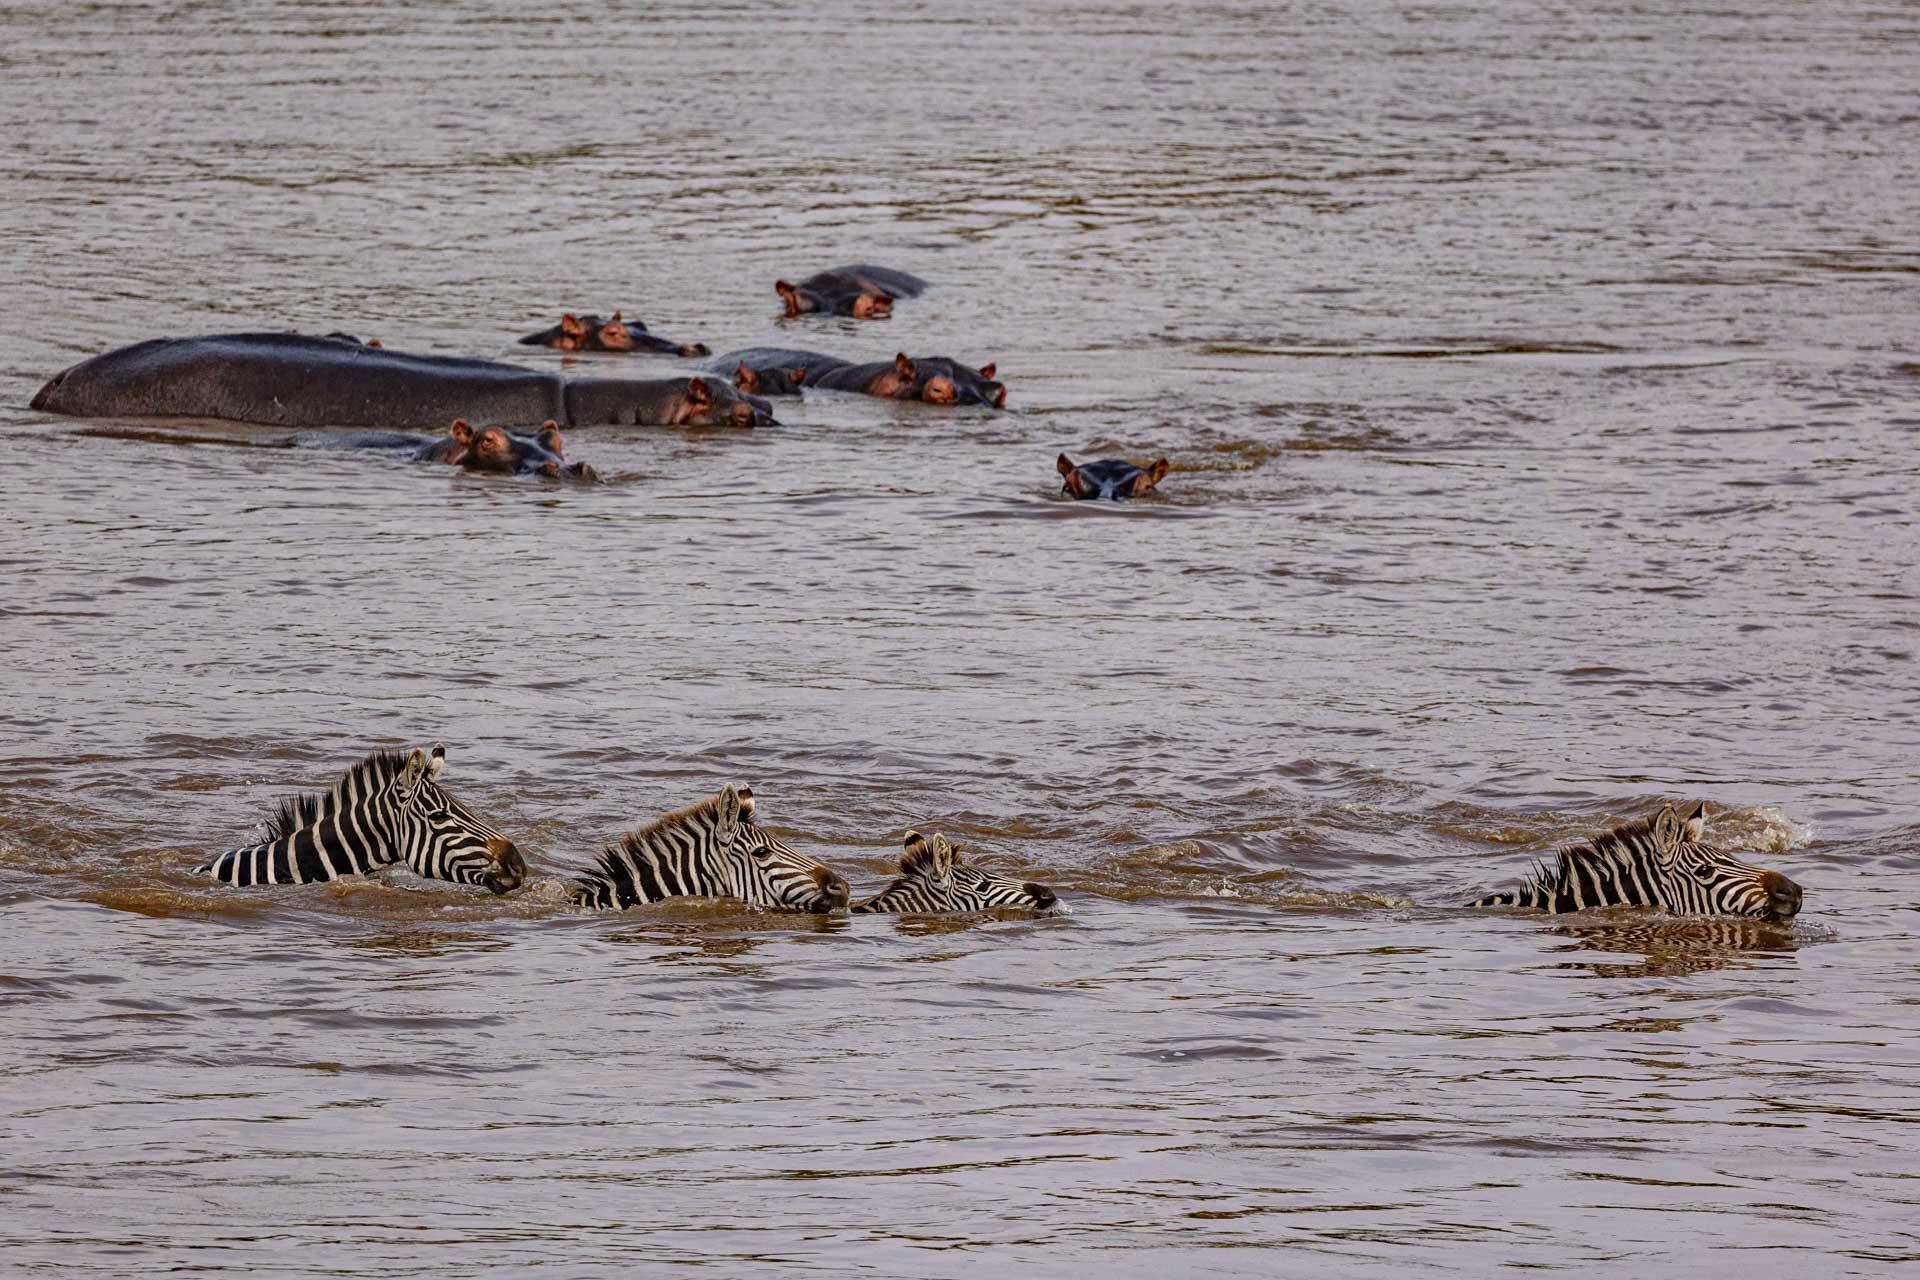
195, 744, 525, 894
1468, 801, 1803, 923
570, 784, 849, 914
852, 831, 1060, 915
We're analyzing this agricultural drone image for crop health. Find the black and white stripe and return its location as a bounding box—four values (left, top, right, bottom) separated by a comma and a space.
196, 745, 525, 894
570, 784, 849, 913
851, 831, 1059, 915
1468, 801, 1802, 923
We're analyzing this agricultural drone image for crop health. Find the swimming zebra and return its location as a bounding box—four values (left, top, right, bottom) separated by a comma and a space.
1467, 801, 1802, 923
570, 784, 850, 913
196, 744, 525, 894
851, 831, 1060, 915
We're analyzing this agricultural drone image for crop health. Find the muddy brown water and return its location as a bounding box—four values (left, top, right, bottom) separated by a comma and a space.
3, 2, 1918, 1276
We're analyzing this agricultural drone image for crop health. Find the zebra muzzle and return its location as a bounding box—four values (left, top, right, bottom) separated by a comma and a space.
811, 865, 851, 913
484, 837, 526, 895
1760, 870, 1802, 922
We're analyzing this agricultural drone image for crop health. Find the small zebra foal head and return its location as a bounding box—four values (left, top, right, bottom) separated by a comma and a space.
573, 784, 851, 914
851, 832, 1060, 915
1469, 801, 1803, 923
393, 745, 526, 895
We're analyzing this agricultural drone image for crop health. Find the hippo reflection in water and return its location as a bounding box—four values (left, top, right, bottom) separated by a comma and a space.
775, 265, 927, 319
296, 420, 598, 481
1057, 453, 1170, 501
518, 312, 710, 357
716, 348, 1005, 408
31, 333, 775, 429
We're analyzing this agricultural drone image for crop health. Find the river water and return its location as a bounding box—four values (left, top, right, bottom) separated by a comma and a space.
2, 2, 1918, 1275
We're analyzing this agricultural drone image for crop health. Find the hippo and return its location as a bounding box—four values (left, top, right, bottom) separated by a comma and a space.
775, 265, 928, 319
709, 348, 851, 397
518, 312, 710, 357
291, 420, 599, 481
31, 333, 775, 429
416, 420, 598, 479
1057, 454, 1170, 501
806, 352, 1006, 407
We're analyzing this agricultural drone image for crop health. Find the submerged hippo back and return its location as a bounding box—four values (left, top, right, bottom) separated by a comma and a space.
32, 333, 567, 429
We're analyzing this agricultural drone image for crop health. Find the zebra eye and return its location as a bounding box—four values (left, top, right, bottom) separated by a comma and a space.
1689, 863, 1717, 880
427, 808, 453, 823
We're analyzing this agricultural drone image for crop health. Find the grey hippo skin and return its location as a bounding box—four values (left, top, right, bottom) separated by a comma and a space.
292, 421, 599, 481
775, 265, 928, 319
708, 348, 853, 397
1057, 454, 1170, 500
31, 333, 775, 428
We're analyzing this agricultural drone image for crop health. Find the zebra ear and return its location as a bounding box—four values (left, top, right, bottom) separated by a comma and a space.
928, 834, 959, 882
398, 748, 430, 793
1651, 803, 1684, 850
427, 743, 447, 782
715, 784, 744, 839
1682, 801, 1707, 842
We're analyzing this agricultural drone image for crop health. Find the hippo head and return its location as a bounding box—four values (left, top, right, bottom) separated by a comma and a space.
733, 361, 809, 398
591, 312, 641, 351
678, 377, 776, 429
1057, 454, 1170, 501
776, 278, 893, 320
915, 357, 1005, 408
440, 420, 598, 481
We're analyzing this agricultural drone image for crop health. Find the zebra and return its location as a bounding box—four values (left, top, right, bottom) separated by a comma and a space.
851, 831, 1060, 915
196, 744, 525, 894
1466, 801, 1802, 923
570, 784, 850, 913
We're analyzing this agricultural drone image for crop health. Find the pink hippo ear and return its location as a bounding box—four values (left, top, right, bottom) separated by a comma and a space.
561, 313, 585, 338
978, 362, 996, 380
366, 339, 383, 349
450, 419, 475, 446
734, 362, 762, 395
686, 376, 712, 407
1136, 457, 1170, 494
1056, 453, 1077, 479
893, 352, 918, 380
775, 280, 800, 315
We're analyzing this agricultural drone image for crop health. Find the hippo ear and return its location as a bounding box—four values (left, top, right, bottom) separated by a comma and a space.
734, 362, 762, 395
687, 376, 712, 407
1057, 453, 1077, 479
609, 311, 622, 324
978, 362, 996, 380
1682, 801, 1707, 842
561, 313, 585, 338
450, 419, 474, 446
1138, 457, 1170, 493
427, 743, 447, 782
715, 784, 744, 840
366, 339, 382, 349
893, 352, 917, 380
788, 365, 808, 387
776, 280, 800, 315
538, 422, 564, 454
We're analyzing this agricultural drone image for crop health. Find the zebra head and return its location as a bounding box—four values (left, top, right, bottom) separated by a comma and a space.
719, 785, 850, 914
1649, 802, 1803, 923
391, 745, 526, 895
572, 784, 850, 914
1469, 801, 1803, 923
851, 832, 1061, 915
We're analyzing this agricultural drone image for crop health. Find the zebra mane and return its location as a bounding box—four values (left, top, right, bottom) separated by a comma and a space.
258, 749, 410, 840
586, 790, 746, 880
1523, 811, 1668, 896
